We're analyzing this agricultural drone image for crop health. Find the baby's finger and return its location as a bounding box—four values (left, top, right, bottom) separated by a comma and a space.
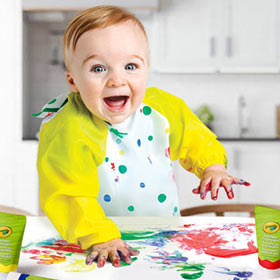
225, 185, 234, 199
210, 178, 220, 200
232, 178, 251, 186
192, 186, 200, 194
220, 180, 234, 199
118, 248, 132, 264
200, 181, 211, 199
109, 249, 121, 267
221, 176, 233, 188
127, 245, 140, 256
86, 250, 98, 265
97, 250, 108, 268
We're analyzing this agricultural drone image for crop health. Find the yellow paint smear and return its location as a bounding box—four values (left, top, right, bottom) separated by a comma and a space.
64, 259, 96, 272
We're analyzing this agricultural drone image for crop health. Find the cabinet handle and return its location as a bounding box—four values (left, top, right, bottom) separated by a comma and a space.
209, 36, 216, 57
226, 36, 232, 57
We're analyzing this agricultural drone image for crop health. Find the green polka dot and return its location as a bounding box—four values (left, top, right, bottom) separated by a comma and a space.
143, 106, 152, 115
174, 206, 178, 213
148, 135, 153, 141
119, 165, 127, 174
116, 139, 121, 144
48, 98, 56, 104
128, 206, 134, 212
158, 194, 167, 203
105, 157, 109, 162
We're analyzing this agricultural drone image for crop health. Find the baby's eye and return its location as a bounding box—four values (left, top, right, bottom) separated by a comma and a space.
125, 63, 137, 71
91, 65, 106, 73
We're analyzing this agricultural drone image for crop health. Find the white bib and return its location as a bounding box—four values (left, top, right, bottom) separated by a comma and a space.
97, 104, 180, 216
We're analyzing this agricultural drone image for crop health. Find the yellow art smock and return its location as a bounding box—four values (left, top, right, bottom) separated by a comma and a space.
36, 87, 227, 250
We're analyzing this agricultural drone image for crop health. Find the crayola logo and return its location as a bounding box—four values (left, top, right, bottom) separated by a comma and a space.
0, 226, 12, 237
263, 222, 280, 234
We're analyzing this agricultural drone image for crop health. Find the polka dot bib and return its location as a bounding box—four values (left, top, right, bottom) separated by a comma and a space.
97, 104, 180, 216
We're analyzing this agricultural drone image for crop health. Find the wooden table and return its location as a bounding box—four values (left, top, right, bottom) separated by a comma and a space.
2, 216, 280, 280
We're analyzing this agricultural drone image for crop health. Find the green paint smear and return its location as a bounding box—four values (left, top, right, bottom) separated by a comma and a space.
121, 231, 155, 241
120, 257, 138, 267
180, 271, 203, 279
21, 242, 33, 250
176, 264, 205, 272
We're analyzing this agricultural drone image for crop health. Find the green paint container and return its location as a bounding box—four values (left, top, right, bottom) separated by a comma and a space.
0, 212, 26, 273
255, 205, 280, 270
6, 272, 56, 280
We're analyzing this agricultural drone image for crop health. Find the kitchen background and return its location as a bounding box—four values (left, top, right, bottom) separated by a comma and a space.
1, 0, 280, 215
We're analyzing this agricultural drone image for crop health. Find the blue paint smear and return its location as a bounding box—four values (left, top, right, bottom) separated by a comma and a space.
214, 267, 253, 278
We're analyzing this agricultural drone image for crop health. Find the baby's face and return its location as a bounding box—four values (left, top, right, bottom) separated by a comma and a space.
66, 21, 149, 124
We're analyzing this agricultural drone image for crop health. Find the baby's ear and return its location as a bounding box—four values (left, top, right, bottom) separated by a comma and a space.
65, 71, 79, 93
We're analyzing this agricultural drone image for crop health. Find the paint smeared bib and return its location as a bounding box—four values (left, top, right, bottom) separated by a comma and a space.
97, 104, 180, 216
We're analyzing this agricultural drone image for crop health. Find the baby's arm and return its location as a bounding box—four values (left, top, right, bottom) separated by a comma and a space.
192, 164, 250, 200
86, 239, 139, 268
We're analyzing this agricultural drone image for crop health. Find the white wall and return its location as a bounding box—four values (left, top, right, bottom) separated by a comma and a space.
148, 73, 280, 138
0, 0, 21, 206
0, 1, 40, 215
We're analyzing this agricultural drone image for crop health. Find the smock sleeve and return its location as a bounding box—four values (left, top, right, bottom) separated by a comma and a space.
169, 96, 227, 179
143, 87, 227, 179
37, 120, 121, 250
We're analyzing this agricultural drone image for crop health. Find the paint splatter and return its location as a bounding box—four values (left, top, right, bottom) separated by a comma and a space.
64, 259, 96, 272
148, 250, 188, 264
214, 267, 253, 278
21, 223, 257, 278
180, 271, 204, 279
111, 163, 115, 170
146, 250, 205, 279
170, 224, 257, 258
29, 252, 66, 265
121, 230, 179, 247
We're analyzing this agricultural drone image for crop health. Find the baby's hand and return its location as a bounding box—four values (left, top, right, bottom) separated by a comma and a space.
85, 238, 139, 268
192, 164, 250, 200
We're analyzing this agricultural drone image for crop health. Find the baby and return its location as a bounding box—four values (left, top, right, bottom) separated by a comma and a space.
35, 6, 250, 268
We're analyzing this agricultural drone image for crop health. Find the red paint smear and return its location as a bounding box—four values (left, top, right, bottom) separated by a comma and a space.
170, 230, 228, 254
42, 250, 52, 254
183, 224, 195, 228
259, 257, 280, 269
236, 224, 254, 234
170, 228, 257, 258
41, 243, 84, 253
23, 249, 41, 255
205, 241, 258, 258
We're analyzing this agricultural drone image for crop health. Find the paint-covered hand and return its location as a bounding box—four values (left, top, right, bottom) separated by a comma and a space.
85, 238, 139, 268
192, 164, 250, 200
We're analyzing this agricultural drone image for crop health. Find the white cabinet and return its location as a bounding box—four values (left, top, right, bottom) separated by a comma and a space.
156, 0, 279, 73
223, 142, 280, 206
155, 0, 220, 73
220, 0, 279, 73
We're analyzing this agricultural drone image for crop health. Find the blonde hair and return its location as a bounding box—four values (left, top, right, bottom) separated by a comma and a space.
63, 5, 148, 69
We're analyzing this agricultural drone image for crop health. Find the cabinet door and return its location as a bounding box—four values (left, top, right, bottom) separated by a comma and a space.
155, 0, 220, 73
220, 0, 279, 73
234, 143, 280, 206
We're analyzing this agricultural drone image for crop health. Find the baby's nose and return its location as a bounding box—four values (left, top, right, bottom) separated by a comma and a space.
106, 71, 126, 88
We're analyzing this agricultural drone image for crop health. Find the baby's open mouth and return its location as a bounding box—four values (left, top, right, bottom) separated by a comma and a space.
104, 95, 129, 112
